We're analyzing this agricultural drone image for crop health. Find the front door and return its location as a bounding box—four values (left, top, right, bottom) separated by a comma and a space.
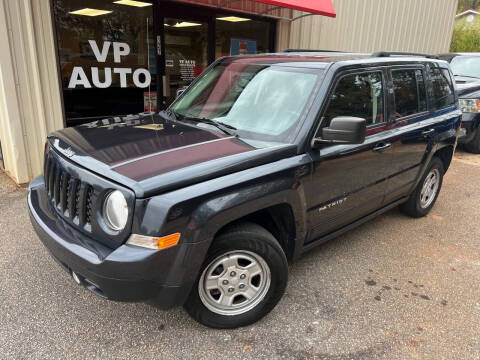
162, 17, 209, 106
306, 69, 393, 243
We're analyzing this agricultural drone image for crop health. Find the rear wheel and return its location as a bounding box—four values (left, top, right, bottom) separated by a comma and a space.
465, 129, 480, 154
184, 222, 288, 328
400, 157, 444, 218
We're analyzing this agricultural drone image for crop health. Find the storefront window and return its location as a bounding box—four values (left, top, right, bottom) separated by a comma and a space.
53, 0, 156, 126
52, 1, 276, 126
215, 17, 271, 58
164, 18, 208, 105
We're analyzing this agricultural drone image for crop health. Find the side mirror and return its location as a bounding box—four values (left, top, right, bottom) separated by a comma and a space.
313, 117, 366, 147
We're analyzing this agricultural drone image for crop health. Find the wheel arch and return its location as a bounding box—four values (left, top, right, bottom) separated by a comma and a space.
188, 185, 308, 261
433, 145, 454, 172
214, 203, 297, 261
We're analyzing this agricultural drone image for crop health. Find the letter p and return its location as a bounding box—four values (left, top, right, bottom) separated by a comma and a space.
113, 42, 130, 63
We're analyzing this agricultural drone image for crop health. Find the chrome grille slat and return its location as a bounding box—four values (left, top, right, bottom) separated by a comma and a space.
47, 158, 55, 195
53, 167, 61, 205
60, 172, 70, 213
43, 154, 50, 189
69, 179, 80, 219
85, 187, 94, 225
77, 183, 88, 226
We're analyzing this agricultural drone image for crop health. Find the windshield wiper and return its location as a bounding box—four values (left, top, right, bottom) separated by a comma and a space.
180, 115, 238, 136
165, 108, 181, 120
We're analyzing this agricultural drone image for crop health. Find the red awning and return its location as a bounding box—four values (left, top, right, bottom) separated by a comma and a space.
254, 0, 336, 18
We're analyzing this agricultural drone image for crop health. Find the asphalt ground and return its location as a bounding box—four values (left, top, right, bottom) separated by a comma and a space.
1, 150, 479, 360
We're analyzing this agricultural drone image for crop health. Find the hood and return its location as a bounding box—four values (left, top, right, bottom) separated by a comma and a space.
456, 81, 480, 98
453, 75, 480, 85
48, 113, 296, 197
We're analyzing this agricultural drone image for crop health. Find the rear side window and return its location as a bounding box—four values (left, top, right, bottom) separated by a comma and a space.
429, 68, 455, 109
391, 69, 427, 119
323, 72, 384, 127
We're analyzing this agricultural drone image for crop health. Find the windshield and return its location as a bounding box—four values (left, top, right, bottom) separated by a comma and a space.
450, 56, 480, 79
171, 58, 322, 142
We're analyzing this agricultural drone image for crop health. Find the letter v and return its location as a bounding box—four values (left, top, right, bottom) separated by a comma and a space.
89, 40, 110, 62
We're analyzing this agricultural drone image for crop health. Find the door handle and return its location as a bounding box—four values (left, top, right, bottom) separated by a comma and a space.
372, 142, 392, 152
422, 128, 435, 137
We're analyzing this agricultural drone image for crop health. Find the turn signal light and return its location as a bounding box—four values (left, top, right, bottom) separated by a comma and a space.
127, 233, 181, 250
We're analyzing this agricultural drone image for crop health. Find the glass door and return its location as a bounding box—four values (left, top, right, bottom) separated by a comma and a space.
163, 17, 209, 106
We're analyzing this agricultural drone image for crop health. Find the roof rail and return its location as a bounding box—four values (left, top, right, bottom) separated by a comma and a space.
282, 49, 346, 53
372, 51, 439, 59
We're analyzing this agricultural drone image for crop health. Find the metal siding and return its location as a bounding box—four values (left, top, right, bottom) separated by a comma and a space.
0, 0, 63, 183
283, 0, 458, 53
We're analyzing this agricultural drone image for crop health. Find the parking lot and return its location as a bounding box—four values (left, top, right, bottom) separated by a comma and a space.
1, 150, 479, 360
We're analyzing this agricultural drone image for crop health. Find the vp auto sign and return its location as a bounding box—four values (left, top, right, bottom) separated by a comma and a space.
68, 40, 151, 89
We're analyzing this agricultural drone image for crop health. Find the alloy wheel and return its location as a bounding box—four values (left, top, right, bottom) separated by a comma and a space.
198, 250, 271, 316
420, 168, 440, 209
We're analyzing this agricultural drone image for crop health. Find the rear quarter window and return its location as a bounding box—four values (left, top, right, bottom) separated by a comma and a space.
429, 68, 455, 109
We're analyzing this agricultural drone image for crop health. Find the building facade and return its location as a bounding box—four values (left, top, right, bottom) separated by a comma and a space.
0, 0, 458, 184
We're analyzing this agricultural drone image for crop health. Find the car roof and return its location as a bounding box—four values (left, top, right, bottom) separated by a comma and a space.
221, 52, 447, 69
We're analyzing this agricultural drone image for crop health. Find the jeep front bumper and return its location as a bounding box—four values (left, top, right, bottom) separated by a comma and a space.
27, 176, 208, 308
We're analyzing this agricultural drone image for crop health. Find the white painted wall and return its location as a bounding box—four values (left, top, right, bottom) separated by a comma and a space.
0, 0, 63, 183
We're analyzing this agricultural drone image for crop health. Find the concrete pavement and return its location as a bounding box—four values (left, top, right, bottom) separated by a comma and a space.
1, 151, 479, 359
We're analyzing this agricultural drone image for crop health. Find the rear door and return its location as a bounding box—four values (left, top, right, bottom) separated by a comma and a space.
382, 64, 458, 204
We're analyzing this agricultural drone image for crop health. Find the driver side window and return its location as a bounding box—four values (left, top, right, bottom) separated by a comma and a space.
323, 72, 384, 128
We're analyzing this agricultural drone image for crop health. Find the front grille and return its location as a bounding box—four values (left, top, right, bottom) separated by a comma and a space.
44, 152, 94, 231
85, 186, 94, 225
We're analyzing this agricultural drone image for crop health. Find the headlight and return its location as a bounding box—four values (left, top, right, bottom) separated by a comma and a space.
103, 190, 128, 231
459, 99, 480, 113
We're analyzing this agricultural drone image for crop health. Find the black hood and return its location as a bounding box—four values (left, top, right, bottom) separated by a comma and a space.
48, 113, 296, 197
453, 75, 480, 85
456, 81, 480, 98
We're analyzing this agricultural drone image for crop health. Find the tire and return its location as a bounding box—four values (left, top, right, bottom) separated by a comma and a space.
184, 222, 288, 329
465, 129, 480, 154
400, 157, 444, 218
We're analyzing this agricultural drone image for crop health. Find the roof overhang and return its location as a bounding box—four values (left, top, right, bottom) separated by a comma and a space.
254, 0, 336, 18
172, 0, 336, 21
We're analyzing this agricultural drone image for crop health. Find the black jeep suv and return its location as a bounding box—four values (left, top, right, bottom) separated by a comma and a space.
29, 52, 461, 328
439, 53, 480, 153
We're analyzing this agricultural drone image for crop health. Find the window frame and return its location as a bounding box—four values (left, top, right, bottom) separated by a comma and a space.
388, 65, 430, 123
427, 65, 457, 111
314, 67, 388, 140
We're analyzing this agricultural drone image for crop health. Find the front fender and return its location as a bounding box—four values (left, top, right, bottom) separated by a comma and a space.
132, 155, 312, 259
188, 180, 307, 248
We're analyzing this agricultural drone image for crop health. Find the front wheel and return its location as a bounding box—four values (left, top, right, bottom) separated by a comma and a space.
400, 157, 444, 218
184, 222, 288, 329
